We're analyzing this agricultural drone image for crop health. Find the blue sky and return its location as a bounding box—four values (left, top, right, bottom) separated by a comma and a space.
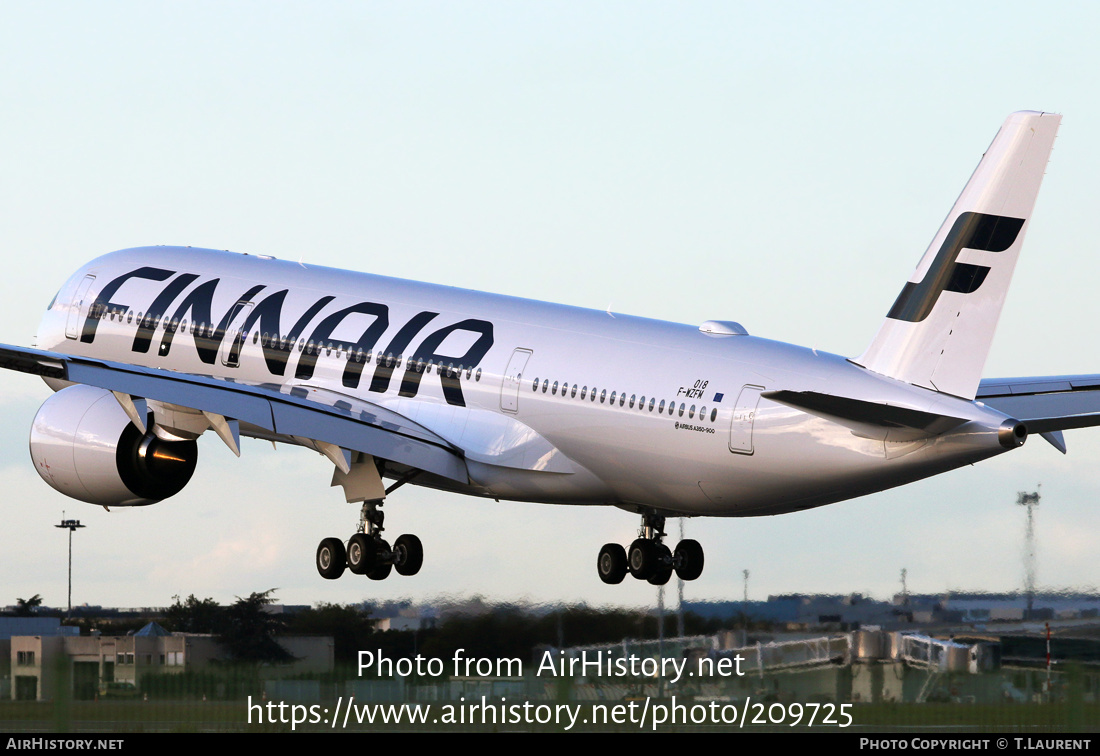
0, 2, 1097, 611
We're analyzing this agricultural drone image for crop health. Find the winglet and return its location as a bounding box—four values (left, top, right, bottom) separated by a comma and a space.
855, 112, 1061, 399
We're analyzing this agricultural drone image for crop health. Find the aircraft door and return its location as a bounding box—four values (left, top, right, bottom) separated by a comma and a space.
218, 301, 255, 368
500, 348, 532, 413
65, 275, 96, 339
729, 384, 764, 454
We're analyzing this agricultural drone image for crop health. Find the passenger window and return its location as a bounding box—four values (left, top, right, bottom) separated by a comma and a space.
600, 389, 607, 403
659, 400, 666, 413
649, 398, 655, 411
629, 394, 636, 408
580, 386, 587, 400
570, 384, 577, 398
610, 391, 617, 405
689, 405, 695, 418
542, 379, 549, 393
552, 381, 559, 395
678, 403, 685, 417
475, 368, 482, 382
533, 378, 540, 391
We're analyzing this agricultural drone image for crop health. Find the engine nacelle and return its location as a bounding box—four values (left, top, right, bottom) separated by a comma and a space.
30, 385, 198, 506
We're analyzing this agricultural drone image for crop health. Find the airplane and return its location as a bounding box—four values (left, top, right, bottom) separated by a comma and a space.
3, 110, 1099, 587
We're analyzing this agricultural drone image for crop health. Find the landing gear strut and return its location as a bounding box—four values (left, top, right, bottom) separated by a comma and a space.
598, 512, 704, 585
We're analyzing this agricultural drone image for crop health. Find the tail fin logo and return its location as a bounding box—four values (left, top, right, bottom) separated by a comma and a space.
886, 212, 1024, 323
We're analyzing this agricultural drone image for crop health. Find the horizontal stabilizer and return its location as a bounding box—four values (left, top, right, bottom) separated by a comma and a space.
978, 374, 1100, 435
762, 390, 969, 436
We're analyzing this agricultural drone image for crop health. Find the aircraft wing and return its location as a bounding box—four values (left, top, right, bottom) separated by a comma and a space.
0, 343, 469, 483
977, 374, 1100, 453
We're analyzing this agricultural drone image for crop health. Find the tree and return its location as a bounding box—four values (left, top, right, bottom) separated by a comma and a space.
165, 594, 225, 634
218, 590, 294, 664
14, 595, 43, 616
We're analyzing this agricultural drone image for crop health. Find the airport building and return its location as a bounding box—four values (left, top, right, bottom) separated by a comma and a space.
6, 621, 333, 701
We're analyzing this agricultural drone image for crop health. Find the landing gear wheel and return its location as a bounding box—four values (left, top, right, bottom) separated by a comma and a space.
367, 539, 393, 581
368, 563, 392, 580
316, 537, 346, 580
346, 533, 377, 575
674, 539, 704, 581
647, 544, 673, 585
393, 534, 424, 576
597, 543, 628, 584
628, 538, 658, 580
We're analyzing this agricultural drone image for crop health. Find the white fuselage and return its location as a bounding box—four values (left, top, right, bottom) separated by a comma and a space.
37, 247, 1020, 518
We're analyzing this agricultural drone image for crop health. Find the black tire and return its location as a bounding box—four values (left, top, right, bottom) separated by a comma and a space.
597, 543, 627, 584
346, 533, 376, 575
367, 539, 392, 580
674, 539, 704, 581
647, 544, 673, 585
648, 568, 672, 585
393, 534, 424, 576
628, 538, 658, 580
316, 537, 346, 580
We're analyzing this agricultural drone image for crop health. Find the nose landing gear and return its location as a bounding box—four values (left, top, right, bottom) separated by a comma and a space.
598, 513, 704, 585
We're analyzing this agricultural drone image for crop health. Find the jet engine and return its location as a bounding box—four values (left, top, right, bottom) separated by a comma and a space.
29, 385, 198, 506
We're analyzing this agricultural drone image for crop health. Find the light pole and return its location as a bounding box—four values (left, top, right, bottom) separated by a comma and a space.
55, 516, 84, 616
1016, 488, 1041, 617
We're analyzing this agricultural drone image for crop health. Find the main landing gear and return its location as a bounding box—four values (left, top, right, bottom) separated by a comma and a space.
597, 512, 704, 586
316, 454, 424, 581
316, 500, 424, 581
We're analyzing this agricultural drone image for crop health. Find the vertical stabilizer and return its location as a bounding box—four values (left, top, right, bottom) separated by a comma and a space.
854, 111, 1060, 399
